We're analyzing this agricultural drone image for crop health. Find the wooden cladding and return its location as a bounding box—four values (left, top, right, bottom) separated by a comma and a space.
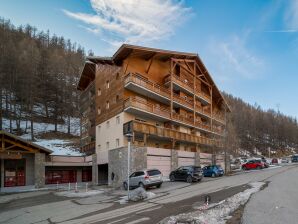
125, 120, 223, 148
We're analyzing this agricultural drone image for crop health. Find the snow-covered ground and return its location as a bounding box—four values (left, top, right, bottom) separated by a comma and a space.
54, 190, 104, 198
2, 118, 82, 156
160, 182, 265, 224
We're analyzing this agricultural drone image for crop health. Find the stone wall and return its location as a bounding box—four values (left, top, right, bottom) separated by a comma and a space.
171, 149, 178, 170
108, 146, 147, 188
34, 153, 45, 188
92, 154, 98, 185
24, 154, 34, 185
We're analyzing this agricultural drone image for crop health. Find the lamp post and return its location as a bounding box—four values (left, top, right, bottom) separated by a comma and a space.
125, 133, 133, 200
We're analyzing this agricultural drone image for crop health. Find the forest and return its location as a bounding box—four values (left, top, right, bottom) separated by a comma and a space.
0, 18, 297, 155
0, 18, 85, 140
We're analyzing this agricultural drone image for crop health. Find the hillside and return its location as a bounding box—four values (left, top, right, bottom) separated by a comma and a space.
0, 18, 85, 155
224, 93, 298, 156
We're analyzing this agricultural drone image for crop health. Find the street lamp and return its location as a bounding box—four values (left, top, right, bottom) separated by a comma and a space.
125, 133, 133, 200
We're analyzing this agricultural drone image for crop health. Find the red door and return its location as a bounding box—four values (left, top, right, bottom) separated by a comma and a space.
4, 159, 26, 187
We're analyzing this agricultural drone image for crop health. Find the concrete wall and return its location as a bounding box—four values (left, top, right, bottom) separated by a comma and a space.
96, 112, 125, 164
108, 146, 147, 188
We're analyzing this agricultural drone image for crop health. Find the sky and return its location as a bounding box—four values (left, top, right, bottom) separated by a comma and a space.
0, 0, 298, 119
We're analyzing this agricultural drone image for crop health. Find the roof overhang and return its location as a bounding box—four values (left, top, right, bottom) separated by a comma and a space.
0, 131, 53, 156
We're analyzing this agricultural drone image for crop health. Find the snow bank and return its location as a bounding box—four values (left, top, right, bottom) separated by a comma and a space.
160, 182, 265, 224
55, 190, 104, 198
34, 139, 82, 156
117, 189, 157, 204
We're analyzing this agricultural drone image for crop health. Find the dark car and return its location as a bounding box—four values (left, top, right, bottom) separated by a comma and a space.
203, 165, 224, 177
292, 155, 298, 163
169, 166, 203, 183
242, 159, 264, 170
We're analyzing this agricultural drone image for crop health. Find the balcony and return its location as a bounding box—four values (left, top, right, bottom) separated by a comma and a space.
195, 90, 211, 104
213, 113, 225, 124
195, 104, 211, 118
124, 96, 171, 121
173, 92, 193, 111
80, 141, 96, 155
164, 74, 194, 94
124, 120, 223, 147
124, 73, 170, 104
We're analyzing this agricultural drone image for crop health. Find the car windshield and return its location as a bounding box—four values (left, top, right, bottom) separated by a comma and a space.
193, 166, 201, 172
147, 170, 161, 176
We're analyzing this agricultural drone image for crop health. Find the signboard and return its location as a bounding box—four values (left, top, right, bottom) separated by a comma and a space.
0, 152, 22, 159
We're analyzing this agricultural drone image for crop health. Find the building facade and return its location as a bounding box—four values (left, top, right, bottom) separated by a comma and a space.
78, 45, 229, 187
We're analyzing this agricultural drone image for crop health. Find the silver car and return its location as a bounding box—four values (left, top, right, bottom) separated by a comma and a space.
123, 169, 163, 190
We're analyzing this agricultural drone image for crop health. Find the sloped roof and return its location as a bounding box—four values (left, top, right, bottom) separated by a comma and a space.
0, 131, 53, 154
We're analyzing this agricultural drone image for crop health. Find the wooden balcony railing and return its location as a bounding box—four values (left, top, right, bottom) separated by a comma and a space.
172, 113, 194, 126
164, 74, 194, 93
80, 141, 96, 155
195, 90, 211, 104
213, 113, 225, 124
195, 104, 211, 117
195, 121, 212, 132
173, 92, 193, 108
124, 73, 170, 99
124, 96, 171, 119
125, 120, 223, 147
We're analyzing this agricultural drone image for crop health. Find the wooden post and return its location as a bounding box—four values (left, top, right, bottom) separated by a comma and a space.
170, 59, 174, 119
193, 62, 196, 125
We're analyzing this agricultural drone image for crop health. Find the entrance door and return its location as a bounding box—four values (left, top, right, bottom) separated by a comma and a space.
4, 159, 26, 187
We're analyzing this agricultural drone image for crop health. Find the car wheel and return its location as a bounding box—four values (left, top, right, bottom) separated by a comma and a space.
139, 182, 146, 189
211, 173, 216, 178
123, 182, 128, 190
156, 184, 162, 188
186, 175, 193, 183
170, 174, 175, 182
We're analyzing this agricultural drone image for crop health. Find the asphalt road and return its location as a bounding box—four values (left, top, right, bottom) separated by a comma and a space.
242, 164, 298, 224
0, 165, 296, 224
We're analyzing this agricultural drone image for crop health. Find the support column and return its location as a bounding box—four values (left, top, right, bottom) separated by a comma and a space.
34, 153, 45, 188
171, 149, 178, 171
92, 154, 98, 186
195, 144, 200, 166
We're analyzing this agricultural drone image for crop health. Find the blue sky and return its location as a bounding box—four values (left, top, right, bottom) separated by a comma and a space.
1, 0, 298, 119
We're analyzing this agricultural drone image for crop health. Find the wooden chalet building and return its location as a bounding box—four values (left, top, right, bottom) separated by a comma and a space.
78, 44, 230, 187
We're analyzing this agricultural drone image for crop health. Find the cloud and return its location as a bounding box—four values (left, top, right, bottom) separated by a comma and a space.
206, 32, 265, 82
285, 0, 298, 30
63, 0, 191, 48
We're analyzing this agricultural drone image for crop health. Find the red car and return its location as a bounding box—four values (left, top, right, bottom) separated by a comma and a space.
242, 159, 264, 170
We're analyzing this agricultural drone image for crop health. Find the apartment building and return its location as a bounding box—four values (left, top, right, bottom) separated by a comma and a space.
78, 44, 229, 187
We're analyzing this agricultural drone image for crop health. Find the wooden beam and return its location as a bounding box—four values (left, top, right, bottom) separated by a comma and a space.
175, 61, 194, 76
4, 139, 38, 153
145, 55, 155, 74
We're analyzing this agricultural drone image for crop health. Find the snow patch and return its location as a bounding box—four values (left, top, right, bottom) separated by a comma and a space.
160, 182, 265, 224
54, 190, 104, 198
34, 139, 82, 156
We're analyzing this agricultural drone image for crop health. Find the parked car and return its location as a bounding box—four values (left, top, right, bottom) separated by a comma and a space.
169, 166, 203, 183
242, 159, 264, 170
281, 157, 290, 163
203, 165, 224, 177
292, 155, 298, 163
271, 158, 279, 165
123, 169, 163, 190
261, 157, 270, 168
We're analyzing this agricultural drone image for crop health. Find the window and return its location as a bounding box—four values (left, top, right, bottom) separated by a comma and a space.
97, 107, 101, 115
106, 121, 110, 128
116, 116, 120, 124
116, 73, 120, 80
106, 101, 109, 109
106, 142, 109, 149
97, 88, 101, 96
116, 138, 120, 147
106, 80, 110, 89
116, 95, 120, 103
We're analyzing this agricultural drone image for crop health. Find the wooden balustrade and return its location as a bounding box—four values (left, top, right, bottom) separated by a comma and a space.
195, 104, 211, 117
124, 73, 170, 98
173, 92, 193, 108
130, 120, 222, 147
